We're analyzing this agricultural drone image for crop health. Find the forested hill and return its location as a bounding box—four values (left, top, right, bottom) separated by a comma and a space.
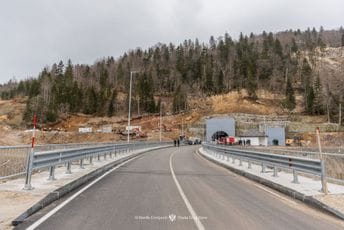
1, 27, 344, 124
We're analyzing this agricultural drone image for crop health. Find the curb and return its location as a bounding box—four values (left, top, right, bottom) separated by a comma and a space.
12, 146, 171, 226
198, 148, 344, 221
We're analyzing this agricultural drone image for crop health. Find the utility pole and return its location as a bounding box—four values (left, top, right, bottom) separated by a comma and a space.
316, 128, 328, 194
127, 71, 139, 143
159, 101, 162, 142
339, 102, 342, 127
137, 96, 140, 116
182, 118, 184, 137
285, 67, 288, 83
338, 95, 342, 128
327, 98, 331, 123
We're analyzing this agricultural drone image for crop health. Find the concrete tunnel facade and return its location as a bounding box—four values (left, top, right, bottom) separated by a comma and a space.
206, 117, 235, 142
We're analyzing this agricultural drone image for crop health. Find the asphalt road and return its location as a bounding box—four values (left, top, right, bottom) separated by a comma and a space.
22, 146, 344, 230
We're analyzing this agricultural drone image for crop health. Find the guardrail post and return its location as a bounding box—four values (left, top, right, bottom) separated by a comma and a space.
248, 161, 252, 169
89, 156, 93, 165
80, 159, 84, 169
104, 153, 107, 160
23, 149, 34, 190
48, 166, 56, 180
261, 163, 266, 173
273, 167, 278, 177
98, 154, 101, 161
292, 169, 299, 184
66, 162, 72, 174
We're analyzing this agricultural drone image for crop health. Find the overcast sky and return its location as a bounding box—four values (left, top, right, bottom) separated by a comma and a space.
1, 0, 343, 83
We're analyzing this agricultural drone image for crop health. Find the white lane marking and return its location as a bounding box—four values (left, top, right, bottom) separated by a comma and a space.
27, 155, 141, 230
196, 150, 298, 206
249, 182, 298, 205
169, 152, 205, 230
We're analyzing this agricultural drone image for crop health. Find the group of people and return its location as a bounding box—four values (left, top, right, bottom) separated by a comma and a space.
174, 139, 180, 147
238, 139, 251, 146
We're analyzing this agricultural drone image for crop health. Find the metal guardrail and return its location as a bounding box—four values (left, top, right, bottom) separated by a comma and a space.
0, 142, 142, 180
232, 146, 344, 159
22, 141, 172, 190
202, 143, 328, 193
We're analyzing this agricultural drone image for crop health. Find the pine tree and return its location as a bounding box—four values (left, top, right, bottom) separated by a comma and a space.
137, 73, 156, 113
216, 70, 225, 94
313, 75, 323, 114
107, 89, 117, 117
306, 86, 315, 114
301, 58, 313, 113
203, 55, 214, 94
56, 61, 64, 77
172, 85, 187, 113
284, 77, 296, 110
246, 68, 257, 99
291, 38, 298, 53
46, 100, 58, 122
274, 38, 283, 58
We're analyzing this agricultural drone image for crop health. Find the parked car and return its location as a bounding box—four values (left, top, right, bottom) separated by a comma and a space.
193, 139, 201, 145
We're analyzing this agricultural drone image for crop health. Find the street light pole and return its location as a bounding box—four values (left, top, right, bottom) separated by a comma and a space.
159, 101, 162, 142
316, 127, 328, 194
128, 71, 139, 143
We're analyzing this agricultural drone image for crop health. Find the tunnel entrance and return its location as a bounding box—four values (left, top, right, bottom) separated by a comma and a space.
211, 131, 229, 141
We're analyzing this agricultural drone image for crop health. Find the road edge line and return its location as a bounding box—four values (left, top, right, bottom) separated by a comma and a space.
26, 155, 141, 230
12, 146, 172, 227
197, 147, 344, 221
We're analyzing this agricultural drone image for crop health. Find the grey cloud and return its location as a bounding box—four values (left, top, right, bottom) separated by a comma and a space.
0, 0, 343, 83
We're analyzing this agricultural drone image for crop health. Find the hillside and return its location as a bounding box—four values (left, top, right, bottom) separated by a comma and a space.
0, 27, 343, 147
0, 88, 343, 148
0, 27, 343, 127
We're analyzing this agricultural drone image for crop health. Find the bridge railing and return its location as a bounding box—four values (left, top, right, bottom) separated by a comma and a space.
23, 141, 172, 189
202, 143, 329, 193
0, 142, 130, 180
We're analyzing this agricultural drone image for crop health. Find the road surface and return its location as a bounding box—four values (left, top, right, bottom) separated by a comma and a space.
20, 146, 344, 230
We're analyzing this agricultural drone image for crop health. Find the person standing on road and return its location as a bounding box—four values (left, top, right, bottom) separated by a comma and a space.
174, 139, 177, 147
177, 139, 180, 147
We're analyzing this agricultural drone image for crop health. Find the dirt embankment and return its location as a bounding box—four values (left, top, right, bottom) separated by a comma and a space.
0, 90, 343, 147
